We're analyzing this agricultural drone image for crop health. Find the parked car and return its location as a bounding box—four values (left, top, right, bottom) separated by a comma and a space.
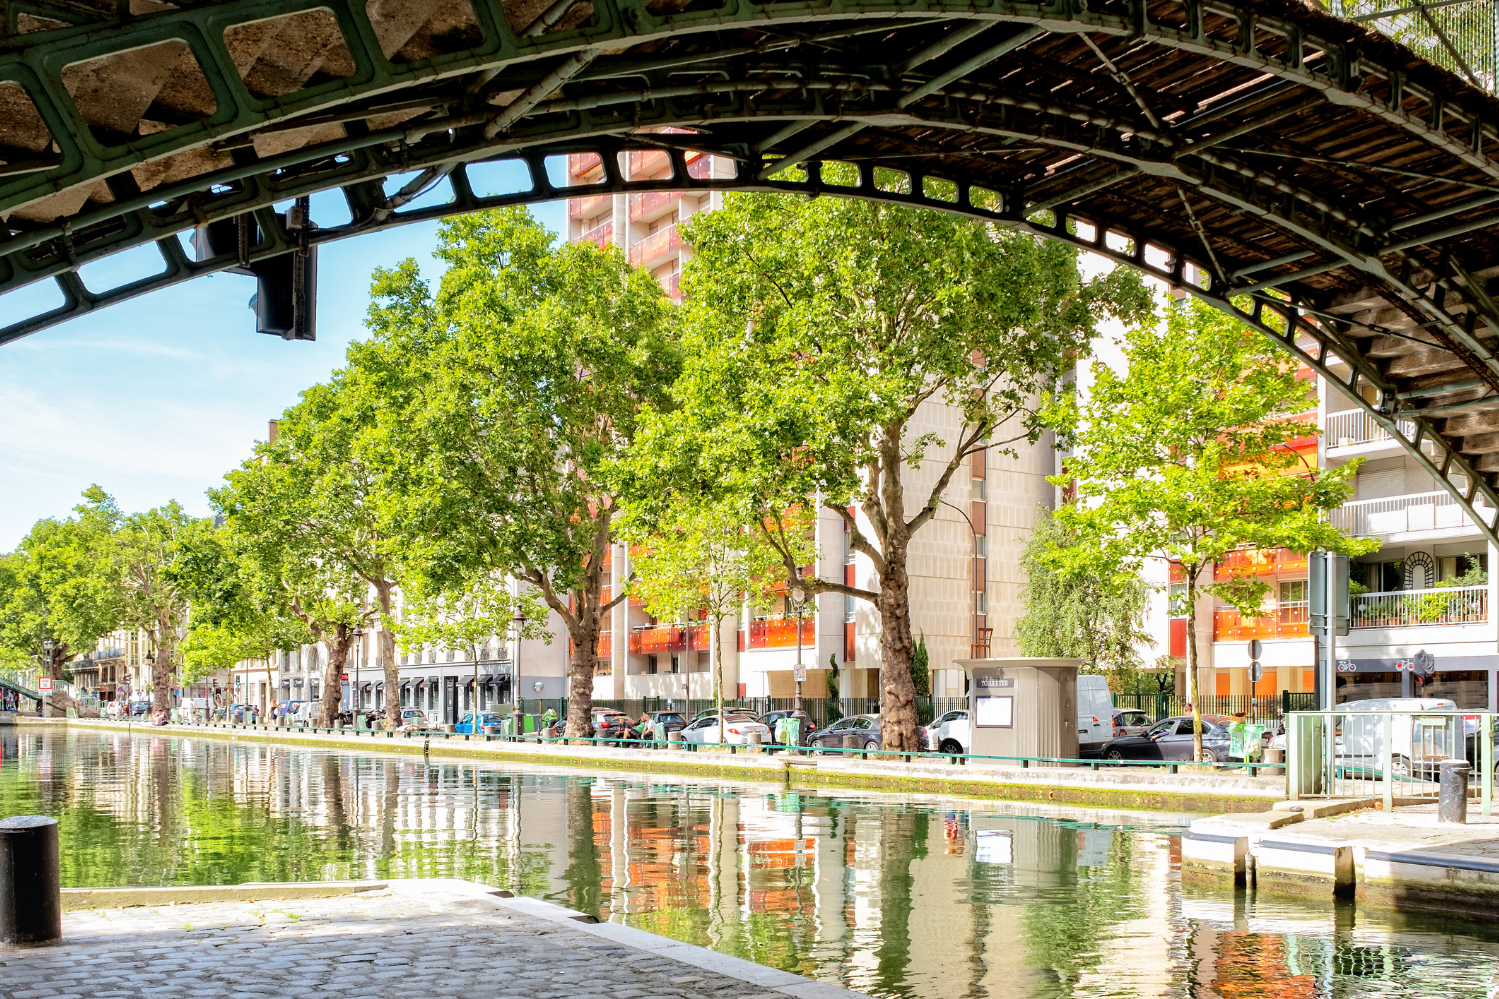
681, 713, 772, 745
924, 708, 970, 755
456, 711, 508, 734
759, 709, 814, 745
591, 709, 638, 741
400, 708, 429, 729
130, 700, 151, 717
1111, 708, 1152, 739
1098, 715, 1238, 764
1077, 676, 1114, 757
647, 711, 689, 735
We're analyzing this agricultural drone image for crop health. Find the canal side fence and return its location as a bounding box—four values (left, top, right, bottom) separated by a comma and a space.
1286, 709, 1495, 813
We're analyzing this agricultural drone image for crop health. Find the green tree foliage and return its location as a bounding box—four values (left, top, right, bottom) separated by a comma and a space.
111, 497, 209, 712
622, 499, 801, 733
400, 574, 548, 715
1044, 296, 1378, 759
1017, 506, 1151, 690
910, 634, 930, 698
170, 525, 312, 694
644, 186, 1152, 750
211, 400, 397, 726
359, 207, 679, 738
0, 486, 122, 709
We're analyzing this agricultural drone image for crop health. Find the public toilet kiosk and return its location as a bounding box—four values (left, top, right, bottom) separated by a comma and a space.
954, 658, 1082, 764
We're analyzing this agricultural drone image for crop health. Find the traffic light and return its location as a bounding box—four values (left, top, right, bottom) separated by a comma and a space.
191, 210, 317, 341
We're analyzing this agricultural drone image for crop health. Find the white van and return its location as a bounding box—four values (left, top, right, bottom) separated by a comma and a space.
1077, 676, 1113, 757
1339, 697, 1458, 775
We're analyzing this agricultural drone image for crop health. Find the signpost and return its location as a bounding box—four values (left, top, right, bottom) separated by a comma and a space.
36, 678, 52, 692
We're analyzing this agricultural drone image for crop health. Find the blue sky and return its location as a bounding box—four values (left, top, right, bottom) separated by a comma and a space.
0, 198, 567, 550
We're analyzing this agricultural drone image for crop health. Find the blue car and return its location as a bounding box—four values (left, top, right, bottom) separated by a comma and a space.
455, 711, 507, 734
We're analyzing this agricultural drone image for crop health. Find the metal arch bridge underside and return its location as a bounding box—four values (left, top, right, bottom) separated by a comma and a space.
7, 0, 1499, 542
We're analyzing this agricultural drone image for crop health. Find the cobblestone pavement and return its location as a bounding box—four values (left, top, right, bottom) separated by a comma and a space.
1, 880, 864, 999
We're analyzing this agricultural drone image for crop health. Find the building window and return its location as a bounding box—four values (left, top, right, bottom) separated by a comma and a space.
974, 590, 987, 615
972, 477, 987, 501
844, 594, 856, 622
1168, 583, 1188, 618
1279, 580, 1307, 604
974, 534, 987, 559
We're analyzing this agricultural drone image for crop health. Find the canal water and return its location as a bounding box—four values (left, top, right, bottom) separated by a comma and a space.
4, 729, 1498, 998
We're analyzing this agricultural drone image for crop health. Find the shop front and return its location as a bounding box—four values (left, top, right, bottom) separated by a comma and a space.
1334, 654, 1499, 710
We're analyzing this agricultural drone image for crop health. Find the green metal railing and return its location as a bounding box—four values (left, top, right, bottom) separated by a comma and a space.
127, 716, 1286, 775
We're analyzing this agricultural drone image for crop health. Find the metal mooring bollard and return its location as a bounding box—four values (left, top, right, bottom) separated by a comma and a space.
0, 816, 61, 947
1439, 758, 1471, 824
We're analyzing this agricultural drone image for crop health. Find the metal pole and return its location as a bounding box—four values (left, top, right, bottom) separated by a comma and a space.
794, 593, 804, 714
938, 500, 979, 658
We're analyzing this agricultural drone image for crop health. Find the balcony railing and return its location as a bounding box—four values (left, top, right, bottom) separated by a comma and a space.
1331, 490, 1491, 537
1215, 547, 1308, 580
1325, 409, 1415, 449
628, 624, 710, 655
1213, 602, 1309, 641
580, 219, 613, 250
659, 271, 681, 300
746, 618, 816, 650
568, 193, 610, 219
629, 224, 679, 265
629, 189, 681, 221
568, 152, 602, 181
1351, 585, 1488, 628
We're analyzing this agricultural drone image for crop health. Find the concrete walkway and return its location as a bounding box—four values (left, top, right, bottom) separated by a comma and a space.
44, 718, 1285, 811
1186, 800, 1499, 913
7, 879, 865, 999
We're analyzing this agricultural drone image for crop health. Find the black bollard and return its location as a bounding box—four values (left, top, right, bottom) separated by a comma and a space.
0, 815, 61, 947
1438, 758, 1472, 824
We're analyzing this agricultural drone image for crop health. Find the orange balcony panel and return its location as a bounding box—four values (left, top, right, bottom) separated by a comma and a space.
569, 193, 610, 219
1216, 547, 1309, 581
629, 189, 681, 221
629, 224, 680, 266
659, 271, 682, 300
569, 152, 603, 181
597, 632, 612, 656
581, 219, 612, 250
747, 618, 816, 650
629, 625, 691, 655
1169, 617, 1186, 658
1212, 605, 1309, 642
627, 148, 672, 179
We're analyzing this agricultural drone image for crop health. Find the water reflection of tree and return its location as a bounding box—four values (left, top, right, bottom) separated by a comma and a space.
1018, 828, 1147, 997
872, 810, 925, 997
562, 778, 603, 917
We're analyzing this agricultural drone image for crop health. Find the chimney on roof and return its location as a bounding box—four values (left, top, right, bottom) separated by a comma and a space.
268, 419, 279, 443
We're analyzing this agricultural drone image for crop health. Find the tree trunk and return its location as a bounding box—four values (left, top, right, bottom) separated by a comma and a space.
564, 610, 599, 739
1186, 572, 1202, 762
321, 625, 352, 727
152, 634, 174, 713
877, 544, 920, 751
712, 609, 723, 743
376, 583, 400, 730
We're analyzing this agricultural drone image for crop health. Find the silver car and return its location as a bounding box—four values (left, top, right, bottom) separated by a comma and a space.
925, 709, 970, 755
1111, 708, 1151, 739
681, 712, 771, 745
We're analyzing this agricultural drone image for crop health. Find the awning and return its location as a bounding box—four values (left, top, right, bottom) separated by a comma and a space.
1337, 655, 1499, 674
360, 682, 373, 691
400, 680, 412, 691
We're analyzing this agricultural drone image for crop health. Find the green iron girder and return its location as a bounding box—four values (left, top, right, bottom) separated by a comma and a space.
7, 0, 1499, 545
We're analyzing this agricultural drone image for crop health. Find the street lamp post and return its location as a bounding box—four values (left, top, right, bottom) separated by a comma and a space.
144, 651, 156, 717
938, 500, 982, 660
511, 610, 527, 740
351, 626, 365, 730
